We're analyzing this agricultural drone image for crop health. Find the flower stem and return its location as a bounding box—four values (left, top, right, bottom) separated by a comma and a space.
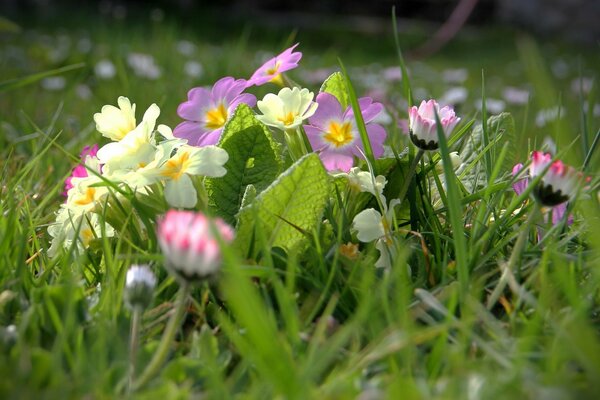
397, 149, 425, 204
127, 307, 142, 393
486, 203, 539, 310
132, 283, 190, 391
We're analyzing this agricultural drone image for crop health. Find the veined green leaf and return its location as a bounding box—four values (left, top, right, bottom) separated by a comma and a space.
206, 104, 283, 225
319, 71, 349, 109
235, 153, 331, 256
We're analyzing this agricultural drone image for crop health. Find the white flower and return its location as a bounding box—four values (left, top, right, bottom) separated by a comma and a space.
256, 87, 318, 131
352, 198, 400, 269
96, 103, 160, 174
94, 96, 137, 141
65, 176, 110, 213
48, 208, 115, 257
343, 167, 387, 197
124, 264, 156, 310
94, 59, 116, 80
143, 145, 229, 208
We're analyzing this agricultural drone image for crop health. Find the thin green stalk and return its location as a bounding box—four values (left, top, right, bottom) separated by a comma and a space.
128, 307, 142, 392
133, 283, 190, 390
486, 204, 539, 310
398, 149, 425, 204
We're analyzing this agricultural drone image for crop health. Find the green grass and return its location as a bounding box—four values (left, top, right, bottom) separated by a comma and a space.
1, 8, 600, 399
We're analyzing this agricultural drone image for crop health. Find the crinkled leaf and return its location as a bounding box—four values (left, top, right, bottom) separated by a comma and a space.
236, 153, 331, 256
206, 104, 282, 225
320, 71, 349, 109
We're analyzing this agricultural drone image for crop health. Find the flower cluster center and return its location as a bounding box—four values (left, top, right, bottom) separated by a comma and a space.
162, 151, 190, 181
278, 111, 297, 126
324, 121, 353, 147
205, 103, 228, 130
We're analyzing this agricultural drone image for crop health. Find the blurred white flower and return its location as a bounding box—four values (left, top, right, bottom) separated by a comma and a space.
570, 77, 593, 95
535, 106, 563, 127
440, 87, 468, 105
41, 76, 66, 91
442, 68, 468, 83
176, 40, 196, 56
474, 98, 506, 114
127, 53, 161, 80
76, 84, 92, 100
184, 60, 203, 78
383, 66, 402, 81
94, 59, 116, 79
502, 87, 529, 105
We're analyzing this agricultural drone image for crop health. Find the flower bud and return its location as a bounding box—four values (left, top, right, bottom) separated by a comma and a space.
408, 99, 460, 151
124, 265, 156, 310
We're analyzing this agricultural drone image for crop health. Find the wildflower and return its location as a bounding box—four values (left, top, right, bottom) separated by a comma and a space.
94, 96, 137, 141
341, 167, 387, 197
64, 144, 101, 196
124, 265, 156, 310
94, 59, 116, 79
157, 210, 234, 281
143, 145, 229, 208
256, 87, 318, 131
173, 77, 256, 147
247, 44, 302, 87
304, 93, 386, 172
41, 76, 66, 91
352, 198, 400, 269
183, 60, 203, 78
502, 87, 529, 105
408, 99, 460, 151
528, 151, 581, 207
127, 52, 161, 80
440, 87, 468, 106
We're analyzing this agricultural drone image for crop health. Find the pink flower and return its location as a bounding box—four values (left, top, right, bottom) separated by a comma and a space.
63, 144, 100, 196
173, 77, 256, 147
529, 151, 580, 207
157, 210, 234, 281
408, 99, 460, 150
512, 162, 573, 226
304, 92, 386, 172
246, 44, 302, 87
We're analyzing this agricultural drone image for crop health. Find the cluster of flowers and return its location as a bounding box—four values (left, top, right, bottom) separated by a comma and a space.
48, 43, 586, 270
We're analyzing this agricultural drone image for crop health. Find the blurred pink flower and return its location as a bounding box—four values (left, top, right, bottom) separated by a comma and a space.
246, 44, 302, 87
529, 151, 580, 207
63, 144, 100, 196
304, 92, 386, 172
408, 99, 460, 151
157, 210, 234, 281
173, 77, 256, 146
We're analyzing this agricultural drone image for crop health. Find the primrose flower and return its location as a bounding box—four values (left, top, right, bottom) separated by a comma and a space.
48, 208, 115, 257
157, 210, 234, 281
173, 77, 256, 147
408, 99, 460, 151
352, 198, 400, 269
96, 104, 160, 175
144, 145, 228, 208
64, 144, 101, 196
247, 44, 302, 87
304, 92, 386, 172
342, 167, 387, 197
124, 264, 156, 310
94, 96, 137, 141
529, 151, 581, 207
256, 87, 318, 131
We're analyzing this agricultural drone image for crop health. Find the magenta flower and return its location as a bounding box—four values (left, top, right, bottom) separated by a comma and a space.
63, 144, 100, 196
157, 210, 234, 281
246, 44, 302, 87
529, 151, 581, 207
408, 99, 460, 150
512, 162, 573, 226
173, 77, 256, 147
304, 92, 386, 172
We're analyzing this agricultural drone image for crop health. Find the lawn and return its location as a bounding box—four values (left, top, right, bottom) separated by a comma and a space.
1, 4, 599, 399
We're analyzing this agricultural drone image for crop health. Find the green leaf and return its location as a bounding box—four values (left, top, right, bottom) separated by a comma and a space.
0, 63, 85, 93
235, 153, 331, 256
319, 71, 349, 109
206, 104, 283, 225
459, 112, 516, 192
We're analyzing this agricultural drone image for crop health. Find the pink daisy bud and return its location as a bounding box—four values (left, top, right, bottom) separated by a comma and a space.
529, 151, 581, 207
408, 99, 460, 151
157, 210, 234, 281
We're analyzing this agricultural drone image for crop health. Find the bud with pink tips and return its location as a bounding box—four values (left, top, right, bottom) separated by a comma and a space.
529, 151, 581, 207
157, 210, 234, 281
408, 99, 460, 150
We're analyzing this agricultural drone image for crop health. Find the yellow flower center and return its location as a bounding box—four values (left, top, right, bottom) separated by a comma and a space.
277, 111, 297, 127
324, 121, 353, 147
74, 187, 96, 206
162, 151, 191, 181
205, 103, 228, 130
81, 227, 94, 247
266, 61, 281, 76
